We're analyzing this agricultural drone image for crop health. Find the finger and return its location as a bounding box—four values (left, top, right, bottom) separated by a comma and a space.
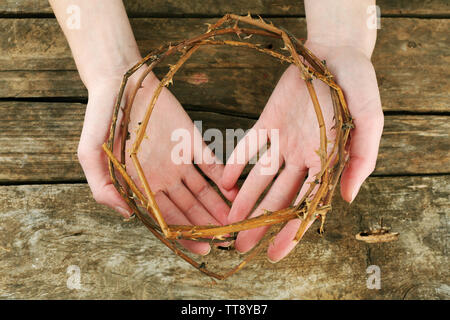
228, 148, 283, 225
293, 165, 321, 205
154, 190, 210, 255
266, 218, 315, 263
266, 166, 321, 262
340, 110, 384, 203
183, 167, 231, 226
333, 60, 384, 203
234, 163, 307, 254
78, 97, 132, 219
221, 121, 267, 190
193, 136, 239, 202
79, 147, 132, 219
166, 182, 222, 227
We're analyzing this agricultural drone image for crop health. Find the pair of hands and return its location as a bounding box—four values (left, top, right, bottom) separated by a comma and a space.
78, 42, 383, 262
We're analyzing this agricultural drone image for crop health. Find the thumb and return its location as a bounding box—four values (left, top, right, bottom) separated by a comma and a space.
333, 56, 384, 203
78, 146, 133, 219
78, 90, 132, 218
340, 107, 384, 203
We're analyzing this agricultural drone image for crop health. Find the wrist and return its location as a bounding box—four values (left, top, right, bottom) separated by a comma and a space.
306, 32, 375, 59
305, 0, 377, 59
81, 51, 144, 92
87, 60, 160, 100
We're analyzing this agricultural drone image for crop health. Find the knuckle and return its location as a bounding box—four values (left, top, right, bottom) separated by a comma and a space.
265, 191, 287, 206
167, 182, 183, 195
354, 155, 376, 177
162, 208, 181, 225
186, 202, 202, 216
367, 159, 377, 175
373, 109, 385, 128
91, 189, 105, 204
90, 184, 110, 205
195, 182, 211, 199
359, 107, 384, 133
203, 162, 220, 176
77, 144, 89, 164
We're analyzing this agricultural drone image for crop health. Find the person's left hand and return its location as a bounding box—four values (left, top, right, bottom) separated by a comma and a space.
221, 42, 384, 262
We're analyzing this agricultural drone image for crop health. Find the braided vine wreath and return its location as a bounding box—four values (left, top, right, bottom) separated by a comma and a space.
102, 13, 354, 280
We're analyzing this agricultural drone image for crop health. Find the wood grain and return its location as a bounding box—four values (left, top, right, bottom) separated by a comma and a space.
1, 101, 449, 182
1, 0, 449, 16
0, 175, 448, 299
0, 0, 448, 301
1, 18, 449, 113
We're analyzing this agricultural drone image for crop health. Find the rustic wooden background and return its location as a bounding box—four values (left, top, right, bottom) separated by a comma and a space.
0, 0, 449, 299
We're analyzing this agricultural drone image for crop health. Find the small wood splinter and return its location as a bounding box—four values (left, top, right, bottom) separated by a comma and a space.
355, 229, 400, 244
356, 218, 400, 243
103, 13, 354, 280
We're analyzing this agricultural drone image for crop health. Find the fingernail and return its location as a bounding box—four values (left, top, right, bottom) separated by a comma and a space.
267, 256, 279, 264
215, 241, 232, 248
115, 206, 132, 219
201, 245, 211, 256
122, 213, 135, 222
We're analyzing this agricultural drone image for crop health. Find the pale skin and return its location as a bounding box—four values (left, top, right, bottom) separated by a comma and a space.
222, 0, 383, 262
49, 0, 238, 255
50, 1, 383, 261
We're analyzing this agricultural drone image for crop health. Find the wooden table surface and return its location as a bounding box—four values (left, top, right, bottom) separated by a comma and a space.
0, 0, 449, 299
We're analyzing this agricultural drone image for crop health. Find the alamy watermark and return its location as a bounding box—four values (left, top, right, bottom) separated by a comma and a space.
367, 5, 381, 30
366, 265, 381, 289
66, 4, 81, 30
66, 265, 81, 290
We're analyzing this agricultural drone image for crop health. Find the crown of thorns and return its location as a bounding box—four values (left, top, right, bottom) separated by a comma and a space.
102, 13, 354, 280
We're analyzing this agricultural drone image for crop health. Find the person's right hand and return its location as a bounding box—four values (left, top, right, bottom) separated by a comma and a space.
77, 67, 238, 255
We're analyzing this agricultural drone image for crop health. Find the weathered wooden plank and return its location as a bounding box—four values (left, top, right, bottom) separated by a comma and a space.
1, 101, 449, 182
1, 0, 449, 16
0, 175, 448, 299
1, 18, 448, 113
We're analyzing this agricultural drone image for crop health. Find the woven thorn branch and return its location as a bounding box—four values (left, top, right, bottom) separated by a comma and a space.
102, 13, 354, 280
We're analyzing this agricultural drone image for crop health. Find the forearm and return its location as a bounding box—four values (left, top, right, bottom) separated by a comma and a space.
305, 0, 377, 58
49, 0, 142, 90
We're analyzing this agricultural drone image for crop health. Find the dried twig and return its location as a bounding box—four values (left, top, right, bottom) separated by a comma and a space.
356, 218, 399, 243
102, 13, 353, 280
